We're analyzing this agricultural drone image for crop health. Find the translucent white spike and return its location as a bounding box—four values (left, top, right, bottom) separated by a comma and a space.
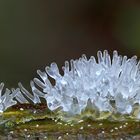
89, 56, 96, 64
82, 54, 87, 60
18, 82, 34, 101
113, 50, 118, 57
70, 59, 75, 76
97, 51, 103, 63
2, 89, 17, 110
45, 66, 56, 79
30, 80, 44, 97
103, 50, 108, 58
122, 56, 127, 66
15, 91, 29, 103
45, 63, 61, 80
103, 50, 111, 67
64, 61, 69, 73
37, 70, 48, 82
30, 81, 41, 104
36, 70, 53, 89
11, 88, 19, 97
0, 83, 4, 97
33, 78, 46, 89
50, 63, 60, 75
112, 50, 119, 64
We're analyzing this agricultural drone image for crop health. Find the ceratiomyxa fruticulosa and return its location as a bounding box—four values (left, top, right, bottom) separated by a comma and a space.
0, 50, 140, 120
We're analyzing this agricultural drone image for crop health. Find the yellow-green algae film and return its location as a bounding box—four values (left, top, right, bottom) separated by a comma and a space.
0, 104, 140, 139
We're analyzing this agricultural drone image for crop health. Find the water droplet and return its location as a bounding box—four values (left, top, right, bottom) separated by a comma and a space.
36, 124, 39, 127
20, 108, 24, 111
99, 123, 103, 126
24, 129, 27, 132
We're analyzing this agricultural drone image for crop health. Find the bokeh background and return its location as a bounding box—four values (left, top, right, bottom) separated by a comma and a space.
0, 0, 140, 88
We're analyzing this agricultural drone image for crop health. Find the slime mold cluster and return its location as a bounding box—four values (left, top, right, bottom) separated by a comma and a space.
0, 50, 140, 120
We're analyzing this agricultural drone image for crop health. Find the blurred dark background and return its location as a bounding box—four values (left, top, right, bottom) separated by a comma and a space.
0, 0, 140, 88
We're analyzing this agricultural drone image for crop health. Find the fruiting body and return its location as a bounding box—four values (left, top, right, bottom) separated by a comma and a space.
1, 50, 140, 119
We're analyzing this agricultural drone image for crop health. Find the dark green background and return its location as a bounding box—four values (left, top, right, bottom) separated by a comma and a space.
0, 0, 140, 88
